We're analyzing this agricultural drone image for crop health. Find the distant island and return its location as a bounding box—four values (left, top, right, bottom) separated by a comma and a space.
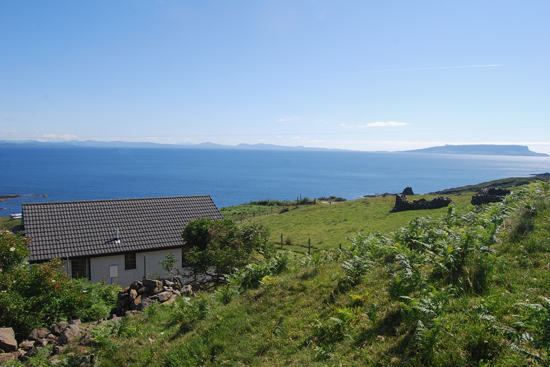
405, 144, 548, 157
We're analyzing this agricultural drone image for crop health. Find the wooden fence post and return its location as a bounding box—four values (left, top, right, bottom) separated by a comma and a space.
308, 238, 311, 254
339, 243, 342, 250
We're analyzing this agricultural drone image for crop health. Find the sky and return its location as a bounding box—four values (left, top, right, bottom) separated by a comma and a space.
1, 1, 549, 153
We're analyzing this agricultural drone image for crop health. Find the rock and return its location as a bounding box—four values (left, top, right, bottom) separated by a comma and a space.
108, 315, 122, 323
471, 187, 511, 206
18, 340, 35, 351
172, 290, 181, 297
162, 294, 177, 305
57, 324, 82, 346
391, 194, 452, 212
181, 285, 193, 296
79, 332, 94, 346
132, 295, 142, 308
163, 280, 174, 287
135, 297, 156, 311
0, 350, 20, 363
69, 319, 82, 326
137, 287, 147, 295
52, 345, 65, 355
50, 321, 69, 336
143, 279, 163, 294
155, 291, 173, 303
0, 328, 17, 353
28, 327, 50, 341
402, 187, 415, 195
129, 289, 138, 302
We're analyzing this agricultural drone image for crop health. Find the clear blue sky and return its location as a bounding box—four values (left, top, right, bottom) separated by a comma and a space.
1, 1, 549, 152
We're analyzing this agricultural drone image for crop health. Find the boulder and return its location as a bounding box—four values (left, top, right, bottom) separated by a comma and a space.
57, 324, 83, 346
50, 321, 69, 336
143, 279, 163, 295
135, 297, 156, 311
0, 328, 17, 352
18, 340, 35, 351
155, 291, 173, 303
471, 187, 511, 206
181, 285, 193, 296
28, 327, 50, 342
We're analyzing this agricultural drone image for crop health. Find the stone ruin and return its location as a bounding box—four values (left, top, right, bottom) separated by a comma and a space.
390, 194, 452, 213
471, 187, 511, 206
0, 278, 192, 364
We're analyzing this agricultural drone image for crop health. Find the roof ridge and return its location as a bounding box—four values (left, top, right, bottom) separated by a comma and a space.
22, 195, 213, 207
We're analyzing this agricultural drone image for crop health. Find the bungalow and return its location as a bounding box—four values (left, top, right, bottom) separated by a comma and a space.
22, 195, 223, 287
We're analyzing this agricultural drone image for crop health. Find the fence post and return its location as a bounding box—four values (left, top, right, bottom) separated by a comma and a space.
339, 243, 342, 250
308, 238, 311, 254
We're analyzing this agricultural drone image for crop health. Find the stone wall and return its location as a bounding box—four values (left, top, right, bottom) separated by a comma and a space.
390, 194, 452, 212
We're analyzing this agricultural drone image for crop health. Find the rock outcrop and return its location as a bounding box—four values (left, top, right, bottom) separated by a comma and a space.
391, 194, 452, 212
471, 187, 511, 206
402, 187, 415, 195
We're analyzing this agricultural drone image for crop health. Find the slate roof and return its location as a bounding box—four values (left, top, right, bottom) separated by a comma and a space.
22, 195, 224, 262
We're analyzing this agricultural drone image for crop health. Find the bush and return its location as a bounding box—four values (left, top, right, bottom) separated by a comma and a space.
181, 218, 273, 284
0, 231, 118, 339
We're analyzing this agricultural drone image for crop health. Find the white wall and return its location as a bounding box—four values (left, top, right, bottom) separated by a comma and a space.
89, 248, 184, 288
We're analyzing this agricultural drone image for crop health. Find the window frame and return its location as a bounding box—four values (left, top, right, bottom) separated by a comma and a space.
71, 258, 91, 280
125, 252, 137, 270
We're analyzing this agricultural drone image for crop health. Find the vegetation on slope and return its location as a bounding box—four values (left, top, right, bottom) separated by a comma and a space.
0, 231, 119, 340
235, 193, 474, 253
25, 181, 550, 366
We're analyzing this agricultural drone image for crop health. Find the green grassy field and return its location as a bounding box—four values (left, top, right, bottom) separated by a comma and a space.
223, 193, 475, 253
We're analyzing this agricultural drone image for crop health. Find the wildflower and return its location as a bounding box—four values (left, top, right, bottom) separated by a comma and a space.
9, 247, 15, 252
52, 279, 56, 283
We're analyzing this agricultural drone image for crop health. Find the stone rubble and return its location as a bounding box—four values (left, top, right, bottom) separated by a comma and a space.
0, 278, 192, 364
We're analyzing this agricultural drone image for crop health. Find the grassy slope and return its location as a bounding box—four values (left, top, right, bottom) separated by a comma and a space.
62, 182, 550, 366
230, 194, 474, 252
10, 179, 550, 366
429, 176, 546, 195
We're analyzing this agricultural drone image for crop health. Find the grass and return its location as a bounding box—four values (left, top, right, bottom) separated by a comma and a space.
66, 182, 547, 366
0, 217, 22, 232
429, 175, 548, 195
230, 193, 475, 252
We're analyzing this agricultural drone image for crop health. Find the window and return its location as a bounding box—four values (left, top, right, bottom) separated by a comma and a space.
182, 247, 191, 267
71, 258, 90, 280
125, 253, 137, 270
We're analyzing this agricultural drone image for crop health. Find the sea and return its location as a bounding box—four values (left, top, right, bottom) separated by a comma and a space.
1, 146, 550, 216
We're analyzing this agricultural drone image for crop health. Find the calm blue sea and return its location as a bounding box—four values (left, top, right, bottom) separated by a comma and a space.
1, 147, 549, 215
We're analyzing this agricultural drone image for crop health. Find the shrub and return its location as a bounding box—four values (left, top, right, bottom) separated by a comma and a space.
0, 232, 118, 338
181, 218, 273, 285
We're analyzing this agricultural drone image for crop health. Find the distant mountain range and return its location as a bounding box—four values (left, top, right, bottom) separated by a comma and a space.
0, 140, 547, 157
405, 144, 548, 157
0, 140, 342, 151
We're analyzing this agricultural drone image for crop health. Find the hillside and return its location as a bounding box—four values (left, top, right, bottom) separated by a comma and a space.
4, 181, 545, 366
